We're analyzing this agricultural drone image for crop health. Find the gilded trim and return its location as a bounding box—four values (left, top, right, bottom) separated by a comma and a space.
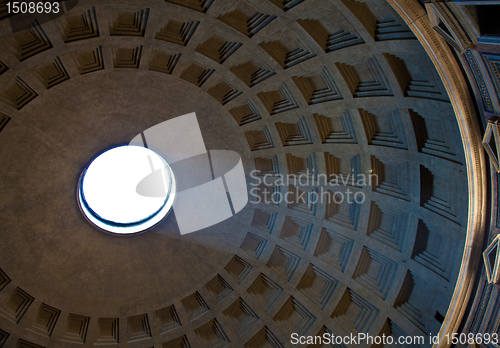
386, 0, 487, 347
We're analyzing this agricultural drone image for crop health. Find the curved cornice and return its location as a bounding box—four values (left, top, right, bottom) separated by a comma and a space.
386, 0, 488, 346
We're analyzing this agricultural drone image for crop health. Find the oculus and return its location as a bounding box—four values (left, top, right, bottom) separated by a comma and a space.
77, 145, 176, 234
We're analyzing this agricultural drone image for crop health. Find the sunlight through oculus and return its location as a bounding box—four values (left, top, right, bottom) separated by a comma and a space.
77, 145, 176, 234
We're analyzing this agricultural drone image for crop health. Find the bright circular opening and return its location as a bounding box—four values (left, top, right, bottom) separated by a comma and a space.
77, 145, 176, 234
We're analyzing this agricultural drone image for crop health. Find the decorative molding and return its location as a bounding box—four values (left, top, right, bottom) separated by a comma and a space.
2, 77, 38, 110
254, 155, 280, 176
244, 126, 274, 151
331, 288, 379, 335
279, 215, 313, 250
36, 57, 70, 89
412, 219, 460, 282
340, 0, 378, 40
179, 63, 214, 87
266, 245, 301, 281
313, 326, 347, 348
287, 186, 318, 215
155, 20, 199, 46
205, 274, 233, 304
292, 67, 343, 105
375, 18, 415, 41
181, 291, 210, 321
207, 79, 242, 105
336, 57, 393, 97
252, 182, 281, 205
483, 235, 500, 284
465, 50, 494, 113
60, 314, 90, 343
223, 298, 259, 336
247, 273, 283, 311
244, 326, 284, 348
285, 152, 317, 180
366, 201, 410, 252
0, 60, 8, 76
359, 108, 407, 149
376, 319, 412, 346
225, 255, 253, 283
127, 313, 151, 342
257, 83, 299, 116
297, 19, 364, 53
385, 53, 449, 102
148, 51, 181, 75
260, 35, 316, 69
165, 0, 214, 13
324, 192, 362, 230
0, 287, 34, 323
113, 46, 143, 69
314, 228, 354, 272
425, 1, 472, 53
16, 339, 44, 348
96, 318, 119, 345
230, 56, 276, 87
4, 20, 52, 61
194, 318, 230, 348
296, 263, 338, 310
394, 270, 444, 332
497, 173, 500, 229
420, 165, 465, 225
410, 109, 463, 164
0, 114, 11, 134
218, 8, 276, 38
195, 36, 242, 64
324, 153, 363, 187
267, 0, 306, 12
370, 156, 411, 201
352, 247, 398, 300
313, 111, 357, 144
73, 46, 104, 75
229, 100, 262, 126
275, 116, 313, 146
30, 304, 60, 337
162, 335, 191, 348
155, 305, 182, 334
0, 329, 8, 347
240, 232, 268, 259
61, 7, 99, 42
484, 54, 500, 109
251, 208, 278, 232
273, 296, 316, 336
110, 8, 149, 36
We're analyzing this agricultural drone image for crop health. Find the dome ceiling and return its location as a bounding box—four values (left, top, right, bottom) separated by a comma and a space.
0, 0, 469, 347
